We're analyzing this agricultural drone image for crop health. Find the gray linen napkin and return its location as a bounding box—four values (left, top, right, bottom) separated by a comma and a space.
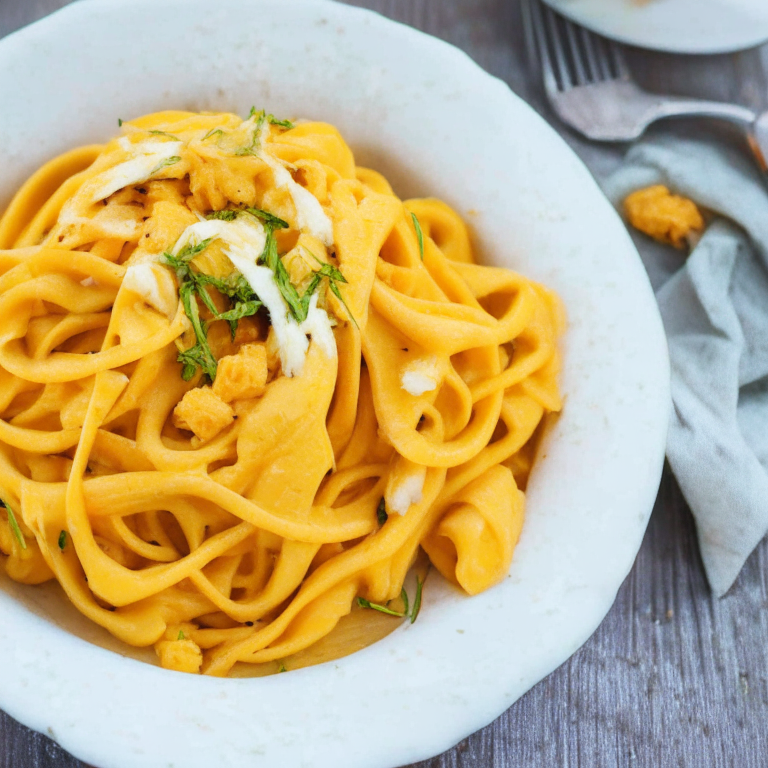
602, 133, 768, 596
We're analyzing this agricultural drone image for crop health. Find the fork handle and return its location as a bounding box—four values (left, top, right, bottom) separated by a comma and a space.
659, 102, 768, 177
749, 112, 768, 172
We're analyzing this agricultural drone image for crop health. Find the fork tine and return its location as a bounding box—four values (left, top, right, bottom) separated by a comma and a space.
609, 40, 631, 79
594, 37, 615, 80
577, 25, 610, 81
542, 4, 574, 90
523, 0, 560, 96
520, 0, 539, 70
525, 0, 630, 97
563, 20, 588, 85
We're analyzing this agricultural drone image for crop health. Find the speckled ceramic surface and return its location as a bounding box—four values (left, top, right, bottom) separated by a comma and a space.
543, 0, 768, 55
0, 1, 670, 766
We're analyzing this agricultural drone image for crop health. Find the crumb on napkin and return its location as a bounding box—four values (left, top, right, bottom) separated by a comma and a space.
623, 184, 704, 250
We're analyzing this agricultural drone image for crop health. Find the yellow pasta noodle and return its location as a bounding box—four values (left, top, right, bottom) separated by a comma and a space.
0, 109, 563, 677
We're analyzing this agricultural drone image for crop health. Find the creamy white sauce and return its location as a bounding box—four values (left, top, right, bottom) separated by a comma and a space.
401, 358, 440, 396
299, 292, 337, 360
122, 264, 166, 315
58, 208, 142, 241
261, 153, 334, 246
172, 217, 267, 262
89, 139, 183, 203
226, 253, 311, 377
247, 118, 334, 247
389, 472, 425, 516
172, 218, 336, 376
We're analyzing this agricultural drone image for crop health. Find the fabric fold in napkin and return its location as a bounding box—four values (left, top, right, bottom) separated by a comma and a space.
602, 134, 768, 596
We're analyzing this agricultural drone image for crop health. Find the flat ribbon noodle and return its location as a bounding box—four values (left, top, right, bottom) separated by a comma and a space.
0, 110, 563, 676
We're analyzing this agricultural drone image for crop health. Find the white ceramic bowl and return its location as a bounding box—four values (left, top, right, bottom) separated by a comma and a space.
0, 2, 670, 766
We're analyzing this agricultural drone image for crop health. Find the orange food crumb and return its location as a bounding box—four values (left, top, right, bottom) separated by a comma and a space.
624, 185, 704, 249
155, 638, 203, 674
172, 386, 234, 442
213, 343, 269, 403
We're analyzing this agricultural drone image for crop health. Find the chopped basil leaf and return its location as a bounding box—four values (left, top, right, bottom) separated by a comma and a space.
177, 630, 186, 641
58, 530, 67, 550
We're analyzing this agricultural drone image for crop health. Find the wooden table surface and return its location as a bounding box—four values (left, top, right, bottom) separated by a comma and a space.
2, 1, 768, 766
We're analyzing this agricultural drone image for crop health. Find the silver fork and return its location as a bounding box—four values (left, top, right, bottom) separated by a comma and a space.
522, 0, 768, 161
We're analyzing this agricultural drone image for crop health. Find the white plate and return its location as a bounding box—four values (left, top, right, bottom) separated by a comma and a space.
0, 1, 670, 766
543, 0, 768, 54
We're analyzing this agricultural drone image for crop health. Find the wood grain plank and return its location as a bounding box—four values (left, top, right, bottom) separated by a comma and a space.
2, 2, 768, 767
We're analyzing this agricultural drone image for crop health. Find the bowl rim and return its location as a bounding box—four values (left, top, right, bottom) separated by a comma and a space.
0, 1, 671, 767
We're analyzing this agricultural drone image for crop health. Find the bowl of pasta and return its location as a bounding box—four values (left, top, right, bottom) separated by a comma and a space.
0, 0, 669, 766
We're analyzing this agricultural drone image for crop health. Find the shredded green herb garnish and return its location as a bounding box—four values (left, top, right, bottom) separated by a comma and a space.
205, 207, 289, 229
400, 587, 410, 619
216, 297, 263, 337
150, 155, 181, 176
323, 262, 359, 329
2, 499, 26, 551
267, 115, 294, 130
118, 118, 123, 127
278, 662, 287, 673
149, 129, 180, 140
162, 238, 262, 379
234, 109, 294, 156
58, 530, 67, 550
261, 224, 306, 320
204, 210, 356, 328
377, 498, 388, 526
202, 128, 224, 142
167, 201, 354, 380
245, 207, 289, 230
177, 630, 186, 641
206, 209, 239, 222
247, 107, 294, 131
410, 212, 424, 261
357, 576, 427, 623
410, 575, 424, 624
305, 251, 358, 329
235, 110, 267, 157
356, 597, 406, 618
177, 280, 219, 381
